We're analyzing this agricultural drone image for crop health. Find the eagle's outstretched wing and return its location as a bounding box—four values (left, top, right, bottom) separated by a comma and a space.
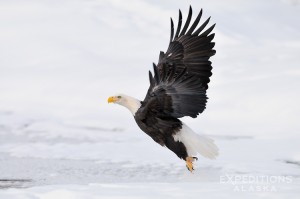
157, 6, 215, 90
141, 6, 216, 119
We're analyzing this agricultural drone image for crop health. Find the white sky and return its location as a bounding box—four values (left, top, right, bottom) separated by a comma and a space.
0, 0, 299, 137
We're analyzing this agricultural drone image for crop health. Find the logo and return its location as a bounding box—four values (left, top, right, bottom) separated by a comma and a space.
220, 174, 293, 192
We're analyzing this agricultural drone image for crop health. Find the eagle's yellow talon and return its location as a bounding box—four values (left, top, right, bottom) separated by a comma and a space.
186, 157, 196, 172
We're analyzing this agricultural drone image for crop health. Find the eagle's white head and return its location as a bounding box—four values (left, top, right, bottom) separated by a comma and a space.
107, 94, 141, 116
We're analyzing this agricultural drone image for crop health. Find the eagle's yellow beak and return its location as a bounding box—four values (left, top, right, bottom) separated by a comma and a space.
107, 96, 115, 103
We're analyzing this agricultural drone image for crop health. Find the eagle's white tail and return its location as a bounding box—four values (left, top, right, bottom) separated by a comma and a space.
173, 123, 219, 159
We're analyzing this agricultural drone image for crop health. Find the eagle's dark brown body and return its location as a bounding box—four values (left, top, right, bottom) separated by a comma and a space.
134, 6, 215, 160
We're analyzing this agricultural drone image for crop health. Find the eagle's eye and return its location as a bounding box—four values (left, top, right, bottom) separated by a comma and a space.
117, 96, 122, 99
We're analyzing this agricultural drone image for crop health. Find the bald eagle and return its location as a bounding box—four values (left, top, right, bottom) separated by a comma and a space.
108, 6, 218, 172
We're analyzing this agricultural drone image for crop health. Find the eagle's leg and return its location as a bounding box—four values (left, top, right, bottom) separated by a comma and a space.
186, 157, 198, 172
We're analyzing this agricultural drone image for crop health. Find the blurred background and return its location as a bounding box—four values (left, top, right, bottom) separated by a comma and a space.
1, 0, 299, 138
0, 0, 300, 193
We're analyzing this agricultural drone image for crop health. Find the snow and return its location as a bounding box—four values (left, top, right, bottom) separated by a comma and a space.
0, 0, 300, 198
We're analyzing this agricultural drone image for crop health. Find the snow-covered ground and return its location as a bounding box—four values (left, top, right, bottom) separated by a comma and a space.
0, 111, 300, 198
0, 0, 300, 198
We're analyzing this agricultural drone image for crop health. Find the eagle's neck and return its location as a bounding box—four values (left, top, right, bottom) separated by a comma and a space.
120, 95, 141, 116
